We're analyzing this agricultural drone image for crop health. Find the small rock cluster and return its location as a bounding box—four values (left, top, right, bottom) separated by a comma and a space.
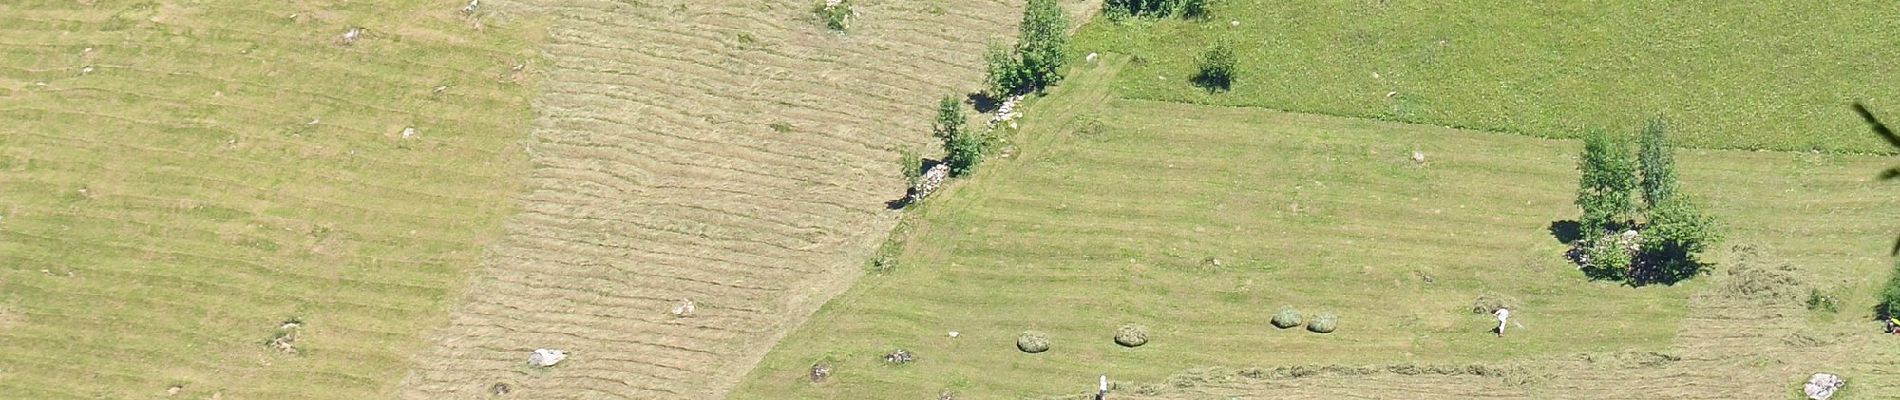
986, 95, 1025, 130
268, 320, 302, 354
1568, 229, 1641, 267
907, 164, 949, 203
809, 363, 832, 383
882, 349, 914, 364
1804, 373, 1844, 400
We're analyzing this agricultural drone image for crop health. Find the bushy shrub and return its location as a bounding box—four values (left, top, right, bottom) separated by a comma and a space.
1306, 313, 1337, 333
983, 42, 1024, 97
1193, 39, 1237, 91
1881, 260, 1900, 318
1577, 130, 1636, 236
1584, 237, 1631, 281
1181, 0, 1210, 18
1114, 324, 1149, 347
945, 128, 987, 176
1806, 289, 1838, 313
1016, 330, 1051, 353
813, 0, 852, 31
1106, 0, 1182, 17
932, 96, 965, 146
1638, 196, 1720, 283
1270, 307, 1302, 329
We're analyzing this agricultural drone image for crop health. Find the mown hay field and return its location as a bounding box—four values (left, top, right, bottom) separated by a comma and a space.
396, 0, 1045, 399
0, 1, 544, 399
1071, 0, 1900, 153
733, 56, 1900, 399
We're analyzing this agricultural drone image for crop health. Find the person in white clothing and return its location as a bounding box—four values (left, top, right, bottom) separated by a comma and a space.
1493, 307, 1511, 337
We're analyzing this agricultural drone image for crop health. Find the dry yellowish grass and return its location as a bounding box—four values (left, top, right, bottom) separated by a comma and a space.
396, 0, 1056, 398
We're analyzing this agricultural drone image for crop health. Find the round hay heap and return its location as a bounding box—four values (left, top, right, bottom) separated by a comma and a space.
1114, 324, 1149, 347
1306, 313, 1338, 334
1016, 331, 1050, 353
1271, 307, 1303, 329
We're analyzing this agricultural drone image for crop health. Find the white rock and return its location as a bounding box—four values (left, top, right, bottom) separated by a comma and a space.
529, 349, 567, 367
1085, 52, 1099, 64
1230, 20, 1240, 27
1411, 150, 1425, 164
1804, 373, 1844, 400
400, 127, 417, 139
947, 331, 959, 338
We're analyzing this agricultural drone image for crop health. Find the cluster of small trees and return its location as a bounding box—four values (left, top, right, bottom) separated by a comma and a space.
985, 0, 1069, 97
1575, 119, 1721, 284
1104, 0, 1210, 19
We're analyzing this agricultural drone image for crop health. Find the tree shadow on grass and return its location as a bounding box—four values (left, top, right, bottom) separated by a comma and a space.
966, 92, 1001, 113
1548, 220, 1582, 244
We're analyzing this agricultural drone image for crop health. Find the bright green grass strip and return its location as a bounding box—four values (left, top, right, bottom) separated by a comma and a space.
732, 56, 1899, 399
1072, 0, 1900, 153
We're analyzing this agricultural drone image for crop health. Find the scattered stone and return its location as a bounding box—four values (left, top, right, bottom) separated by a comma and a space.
1114, 324, 1149, 347
809, 363, 832, 383
1306, 313, 1338, 334
986, 95, 1026, 129
1804, 373, 1844, 400
1085, 52, 1099, 64
1411, 149, 1425, 164
528, 348, 567, 367
1230, 20, 1240, 27
340, 27, 364, 45
906, 164, 949, 203
80, 66, 94, 75
1271, 307, 1303, 329
400, 127, 417, 139
882, 349, 914, 364
938, 390, 957, 400
490, 382, 512, 396
1202, 257, 1223, 268
166, 385, 183, 396
947, 330, 959, 338
670, 298, 695, 317
461, 0, 480, 14
1016, 331, 1050, 353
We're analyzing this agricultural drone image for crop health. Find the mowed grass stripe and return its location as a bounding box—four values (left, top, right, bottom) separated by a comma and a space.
735, 56, 1899, 398
400, 0, 1033, 397
0, 1, 543, 399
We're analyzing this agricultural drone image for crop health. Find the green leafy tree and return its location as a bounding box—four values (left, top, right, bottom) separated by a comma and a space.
983, 41, 1024, 97
1638, 118, 1677, 208
932, 96, 965, 146
1639, 196, 1721, 283
1577, 131, 1637, 235
1194, 38, 1237, 91
899, 147, 923, 187
1017, 0, 1069, 90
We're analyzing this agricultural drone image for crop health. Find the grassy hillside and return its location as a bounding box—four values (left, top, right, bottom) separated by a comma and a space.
732, 56, 1900, 399
1071, 0, 1900, 153
396, 0, 1041, 398
0, 1, 543, 398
